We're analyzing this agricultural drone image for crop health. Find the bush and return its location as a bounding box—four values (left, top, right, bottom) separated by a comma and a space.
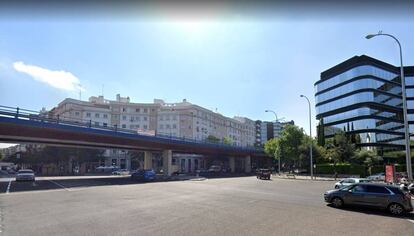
315, 163, 366, 177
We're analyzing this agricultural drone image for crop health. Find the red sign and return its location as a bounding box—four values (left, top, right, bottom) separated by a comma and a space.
385, 164, 395, 183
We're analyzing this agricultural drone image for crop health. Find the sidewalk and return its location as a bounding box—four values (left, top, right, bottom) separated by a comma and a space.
272, 174, 336, 181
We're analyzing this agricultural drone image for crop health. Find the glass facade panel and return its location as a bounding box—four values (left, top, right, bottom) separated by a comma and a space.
316, 65, 397, 92
316, 78, 401, 104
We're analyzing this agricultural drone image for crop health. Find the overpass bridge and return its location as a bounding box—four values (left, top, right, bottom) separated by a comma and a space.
0, 106, 269, 175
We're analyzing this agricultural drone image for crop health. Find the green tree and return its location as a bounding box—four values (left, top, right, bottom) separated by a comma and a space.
332, 131, 355, 163
299, 135, 326, 166
353, 149, 383, 175
278, 125, 305, 168
264, 138, 281, 162
222, 136, 233, 145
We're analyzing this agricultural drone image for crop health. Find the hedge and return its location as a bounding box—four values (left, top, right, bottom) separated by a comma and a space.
315, 163, 366, 177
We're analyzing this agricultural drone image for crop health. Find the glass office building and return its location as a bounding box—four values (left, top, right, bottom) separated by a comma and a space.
315, 55, 414, 152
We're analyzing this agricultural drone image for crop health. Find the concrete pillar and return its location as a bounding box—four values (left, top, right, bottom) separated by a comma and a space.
162, 150, 173, 176
245, 155, 251, 173
229, 157, 235, 173
144, 151, 153, 170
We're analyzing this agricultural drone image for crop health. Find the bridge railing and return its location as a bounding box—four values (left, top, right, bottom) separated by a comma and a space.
0, 105, 264, 152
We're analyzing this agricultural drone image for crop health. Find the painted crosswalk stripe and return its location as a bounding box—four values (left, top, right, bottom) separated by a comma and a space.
6, 180, 11, 194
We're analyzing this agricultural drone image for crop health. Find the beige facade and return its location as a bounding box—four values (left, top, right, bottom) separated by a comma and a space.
50, 95, 256, 147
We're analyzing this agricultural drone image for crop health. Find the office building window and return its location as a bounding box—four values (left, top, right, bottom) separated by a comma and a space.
103, 114, 108, 118
137, 125, 140, 128
143, 125, 148, 129
122, 107, 126, 112
144, 116, 148, 121
151, 109, 155, 112
122, 116, 126, 120
95, 113, 100, 118
172, 124, 177, 129
144, 108, 148, 113
136, 108, 140, 112
122, 124, 126, 128
103, 123, 107, 127
111, 159, 117, 166
136, 116, 140, 121
75, 112, 80, 116
86, 112, 91, 117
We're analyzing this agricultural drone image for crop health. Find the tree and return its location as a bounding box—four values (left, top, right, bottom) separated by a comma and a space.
353, 149, 383, 175
278, 125, 305, 168
331, 131, 355, 163
299, 135, 326, 167
264, 138, 280, 162
222, 136, 233, 145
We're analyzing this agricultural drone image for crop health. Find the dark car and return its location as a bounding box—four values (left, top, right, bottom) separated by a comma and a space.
256, 168, 271, 180
131, 169, 156, 181
324, 183, 413, 215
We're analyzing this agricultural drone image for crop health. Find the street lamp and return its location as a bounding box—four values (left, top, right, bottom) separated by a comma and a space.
265, 109, 281, 175
300, 95, 313, 180
366, 31, 413, 181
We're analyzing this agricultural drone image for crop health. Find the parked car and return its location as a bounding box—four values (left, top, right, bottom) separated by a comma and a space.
112, 169, 129, 175
256, 169, 271, 180
15, 169, 35, 182
334, 178, 370, 189
208, 165, 222, 173
367, 173, 385, 181
324, 183, 413, 215
130, 169, 156, 181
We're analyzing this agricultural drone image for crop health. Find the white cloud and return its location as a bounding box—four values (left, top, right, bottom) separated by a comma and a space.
13, 61, 85, 91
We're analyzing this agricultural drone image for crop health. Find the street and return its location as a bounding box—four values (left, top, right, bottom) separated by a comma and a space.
0, 176, 413, 236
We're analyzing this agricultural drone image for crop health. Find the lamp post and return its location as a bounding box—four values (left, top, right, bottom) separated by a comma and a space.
265, 109, 281, 175
300, 95, 313, 180
366, 31, 412, 181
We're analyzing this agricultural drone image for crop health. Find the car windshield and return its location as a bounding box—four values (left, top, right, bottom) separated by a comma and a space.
18, 170, 33, 174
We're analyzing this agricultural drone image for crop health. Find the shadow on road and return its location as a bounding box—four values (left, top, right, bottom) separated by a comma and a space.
327, 204, 414, 220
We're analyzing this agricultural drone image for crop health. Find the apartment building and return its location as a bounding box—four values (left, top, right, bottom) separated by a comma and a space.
48, 94, 257, 171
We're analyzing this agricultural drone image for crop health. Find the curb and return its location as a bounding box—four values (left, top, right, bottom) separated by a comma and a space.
272, 175, 336, 181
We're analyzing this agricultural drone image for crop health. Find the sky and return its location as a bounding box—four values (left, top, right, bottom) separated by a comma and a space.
0, 2, 414, 148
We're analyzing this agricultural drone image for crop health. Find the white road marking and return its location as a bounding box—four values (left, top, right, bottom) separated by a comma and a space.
407, 219, 414, 224
5, 180, 11, 194
48, 180, 70, 191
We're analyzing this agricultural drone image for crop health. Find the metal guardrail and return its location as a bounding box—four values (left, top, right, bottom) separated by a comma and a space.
0, 105, 264, 152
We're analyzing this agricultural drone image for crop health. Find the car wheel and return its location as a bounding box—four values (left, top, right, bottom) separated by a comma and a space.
388, 203, 404, 215
331, 197, 344, 208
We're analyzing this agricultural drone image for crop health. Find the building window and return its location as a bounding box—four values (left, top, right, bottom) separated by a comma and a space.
143, 125, 148, 129
111, 159, 117, 166
136, 116, 141, 121
136, 108, 140, 112
122, 107, 126, 112
144, 116, 148, 121
94, 122, 99, 126
95, 113, 100, 118
86, 113, 91, 117
122, 124, 126, 128
151, 109, 155, 112
166, 124, 170, 129
172, 124, 177, 129
143, 108, 148, 113
103, 123, 107, 127
172, 158, 177, 165
103, 114, 108, 118
160, 115, 164, 121
75, 112, 80, 116
160, 124, 164, 129
122, 116, 127, 120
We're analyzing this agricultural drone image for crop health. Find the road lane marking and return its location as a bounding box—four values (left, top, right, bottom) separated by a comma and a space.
5, 180, 11, 194
48, 180, 70, 191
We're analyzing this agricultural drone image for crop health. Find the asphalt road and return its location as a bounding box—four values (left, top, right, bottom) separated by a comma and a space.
0, 176, 413, 236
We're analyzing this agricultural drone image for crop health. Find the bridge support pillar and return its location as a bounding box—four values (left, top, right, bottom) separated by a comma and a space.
144, 151, 153, 169
229, 157, 235, 173
245, 155, 251, 173
162, 150, 173, 176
